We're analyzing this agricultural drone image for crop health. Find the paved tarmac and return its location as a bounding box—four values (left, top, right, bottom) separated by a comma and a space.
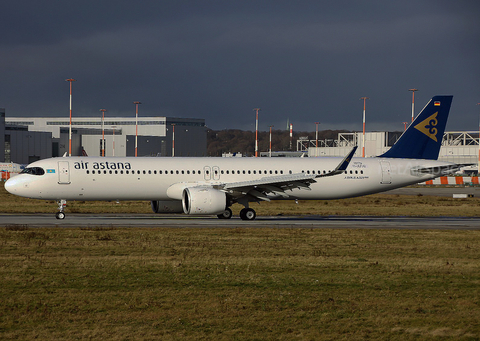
1, 213, 479, 230
1, 186, 479, 229
386, 186, 480, 197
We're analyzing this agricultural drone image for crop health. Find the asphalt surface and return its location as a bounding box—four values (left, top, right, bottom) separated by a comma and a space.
386, 186, 480, 197
1, 186, 479, 229
0, 214, 479, 230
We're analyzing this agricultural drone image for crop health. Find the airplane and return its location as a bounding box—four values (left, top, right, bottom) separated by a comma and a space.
4, 95, 466, 220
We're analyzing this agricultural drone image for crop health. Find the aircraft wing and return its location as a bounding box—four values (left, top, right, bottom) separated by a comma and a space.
222, 173, 318, 200
221, 147, 357, 202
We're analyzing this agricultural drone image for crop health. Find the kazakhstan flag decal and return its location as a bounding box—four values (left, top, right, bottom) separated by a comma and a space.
47, 169, 56, 173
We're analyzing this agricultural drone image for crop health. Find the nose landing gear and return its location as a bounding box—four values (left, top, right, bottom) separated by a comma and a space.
55, 199, 66, 219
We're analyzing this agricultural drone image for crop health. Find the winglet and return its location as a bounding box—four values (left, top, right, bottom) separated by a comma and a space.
317, 146, 357, 178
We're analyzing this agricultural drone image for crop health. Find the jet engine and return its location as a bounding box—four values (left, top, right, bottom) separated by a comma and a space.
151, 200, 184, 213
182, 187, 227, 215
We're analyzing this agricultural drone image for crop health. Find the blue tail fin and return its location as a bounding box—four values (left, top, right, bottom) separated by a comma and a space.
380, 95, 453, 160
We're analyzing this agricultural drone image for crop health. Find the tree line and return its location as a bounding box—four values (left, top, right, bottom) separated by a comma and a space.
207, 129, 349, 156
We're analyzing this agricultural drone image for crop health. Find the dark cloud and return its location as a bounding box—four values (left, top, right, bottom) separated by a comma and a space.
1, 0, 479, 132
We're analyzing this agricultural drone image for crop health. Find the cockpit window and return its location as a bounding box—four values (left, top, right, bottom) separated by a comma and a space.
21, 167, 45, 176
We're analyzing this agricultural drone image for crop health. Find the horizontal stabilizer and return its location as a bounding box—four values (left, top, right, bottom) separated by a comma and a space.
411, 163, 474, 177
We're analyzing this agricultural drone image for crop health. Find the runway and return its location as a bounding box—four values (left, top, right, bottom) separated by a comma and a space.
1, 213, 480, 230
1, 186, 479, 229
386, 186, 480, 197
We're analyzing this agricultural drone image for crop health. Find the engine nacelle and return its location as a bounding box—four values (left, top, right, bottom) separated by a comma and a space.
182, 187, 227, 215
151, 200, 184, 213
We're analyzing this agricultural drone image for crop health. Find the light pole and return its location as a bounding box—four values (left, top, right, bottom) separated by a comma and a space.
172, 123, 175, 157
100, 109, 106, 156
112, 126, 116, 156
402, 121, 408, 132
269, 125, 274, 157
65, 78, 76, 156
133, 101, 141, 157
477, 103, 480, 174
409, 88, 418, 122
253, 108, 260, 157
360, 97, 369, 157
289, 123, 293, 151
315, 122, 319, 148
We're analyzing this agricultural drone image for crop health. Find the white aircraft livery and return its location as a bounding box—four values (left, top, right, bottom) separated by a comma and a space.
5, 95, 466, 220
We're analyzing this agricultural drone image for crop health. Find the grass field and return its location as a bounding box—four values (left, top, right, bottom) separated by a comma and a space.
1, 183, 480, 339
1, 227, 479, 340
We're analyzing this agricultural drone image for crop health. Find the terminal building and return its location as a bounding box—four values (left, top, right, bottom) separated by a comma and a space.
2, 113, 207, 163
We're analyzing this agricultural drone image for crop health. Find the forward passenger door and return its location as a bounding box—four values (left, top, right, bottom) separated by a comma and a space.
58, 161, 71, 184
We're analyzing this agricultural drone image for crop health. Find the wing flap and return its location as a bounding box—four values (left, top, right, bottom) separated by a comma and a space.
248, 189, 271, 201
222, 146, 357, 201
223, 173, 317, 191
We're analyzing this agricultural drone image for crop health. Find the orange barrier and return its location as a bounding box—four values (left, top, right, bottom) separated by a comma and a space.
419, 176, 479, 185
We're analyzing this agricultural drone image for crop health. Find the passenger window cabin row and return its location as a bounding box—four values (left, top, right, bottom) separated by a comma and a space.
84, 169, 364, 175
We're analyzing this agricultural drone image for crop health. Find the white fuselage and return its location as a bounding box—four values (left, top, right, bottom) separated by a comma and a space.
5, 156, 452, 201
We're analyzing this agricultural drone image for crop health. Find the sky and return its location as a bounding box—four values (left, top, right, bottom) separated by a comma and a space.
1, 0, 480, 132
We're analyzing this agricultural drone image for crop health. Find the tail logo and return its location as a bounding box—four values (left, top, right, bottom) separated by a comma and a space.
414, 112, 438, 142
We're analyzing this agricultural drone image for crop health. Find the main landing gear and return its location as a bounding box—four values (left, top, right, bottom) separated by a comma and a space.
216, 207, 257, 220
55, 199, 66, 219
217, 207, 233, 219
239, 208, 256, 221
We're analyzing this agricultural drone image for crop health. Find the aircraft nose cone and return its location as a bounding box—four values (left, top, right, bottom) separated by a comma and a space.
4, 176, 24, 195
4, 177, 17, 194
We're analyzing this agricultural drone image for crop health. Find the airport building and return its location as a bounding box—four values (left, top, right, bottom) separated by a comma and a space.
1, 109, 53, 164
3, 116, 207, 162
0, 109, 4, 162
2, 110, 479, 173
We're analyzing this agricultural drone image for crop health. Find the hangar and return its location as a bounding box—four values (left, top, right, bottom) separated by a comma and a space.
2, 109, 53, 164
3, 114, 207, 163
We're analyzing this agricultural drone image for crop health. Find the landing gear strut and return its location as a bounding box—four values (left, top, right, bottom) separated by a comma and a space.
55, 199, 66, 219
